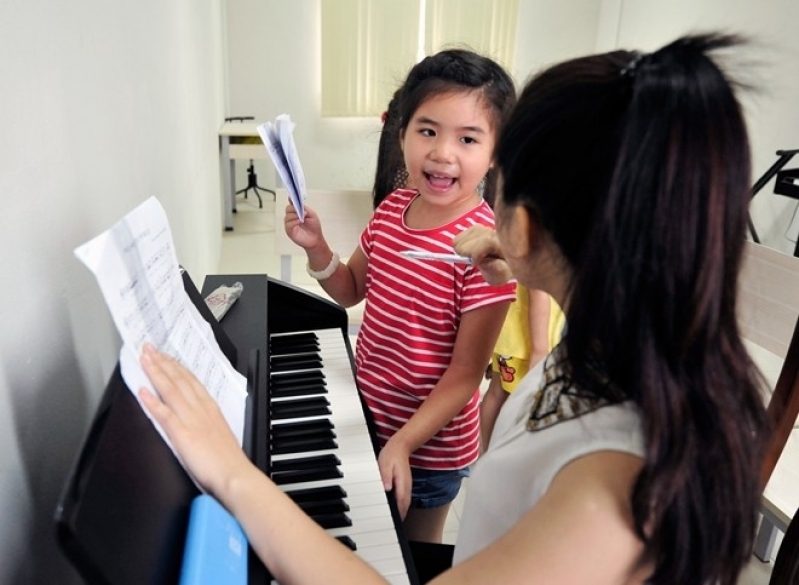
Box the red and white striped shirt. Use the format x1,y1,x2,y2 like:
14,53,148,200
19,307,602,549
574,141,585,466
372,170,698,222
356,189,516,470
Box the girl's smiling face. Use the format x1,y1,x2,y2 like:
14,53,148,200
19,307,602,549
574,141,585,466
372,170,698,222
400,90,496,212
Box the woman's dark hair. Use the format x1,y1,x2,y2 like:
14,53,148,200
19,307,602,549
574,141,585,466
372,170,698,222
372,49,516,208
496,34,769,585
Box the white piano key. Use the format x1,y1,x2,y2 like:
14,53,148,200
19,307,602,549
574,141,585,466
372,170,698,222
268,328,411,584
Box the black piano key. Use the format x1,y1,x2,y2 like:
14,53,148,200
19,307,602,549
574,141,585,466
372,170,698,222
272,372,327,388
271,419,335,439
336,536,357,551
270,381,328,397
271,370,326,385
312,512,353,530
270,355,324,371
272,466,343,485
271,437,338,455
284,485,348,503
271,396,331,419
270,332,319,348
270,454,341,472
296,498,350,515
271,425,336,442
271,340,321,355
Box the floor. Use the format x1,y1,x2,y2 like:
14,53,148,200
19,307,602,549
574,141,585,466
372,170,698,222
218,197,779,584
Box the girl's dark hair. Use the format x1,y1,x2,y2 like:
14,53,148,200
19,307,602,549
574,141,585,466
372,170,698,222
496,34,769,585
372,49,516,208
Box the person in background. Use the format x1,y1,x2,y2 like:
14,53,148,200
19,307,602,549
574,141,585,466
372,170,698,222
453,224,567,452
283,49,518,543
140,33,770,584
372,90,408,209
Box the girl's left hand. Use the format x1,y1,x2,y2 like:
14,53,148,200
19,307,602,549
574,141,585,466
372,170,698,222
377,439,413,519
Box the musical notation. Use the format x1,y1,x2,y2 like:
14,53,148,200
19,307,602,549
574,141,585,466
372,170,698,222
73,197,247,450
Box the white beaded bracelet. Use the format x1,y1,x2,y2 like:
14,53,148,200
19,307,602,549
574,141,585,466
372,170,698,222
306,252,340,281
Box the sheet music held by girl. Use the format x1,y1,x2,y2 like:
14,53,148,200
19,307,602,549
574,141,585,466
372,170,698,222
73,197,247,452
257,114,307,221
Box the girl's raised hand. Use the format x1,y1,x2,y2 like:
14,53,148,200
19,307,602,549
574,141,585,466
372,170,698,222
284,204,325,251
138,345,252,498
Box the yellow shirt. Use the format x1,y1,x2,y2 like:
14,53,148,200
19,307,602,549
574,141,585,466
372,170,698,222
491,286,566,392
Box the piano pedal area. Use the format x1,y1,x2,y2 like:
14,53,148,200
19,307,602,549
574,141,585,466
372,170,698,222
268,328,415,584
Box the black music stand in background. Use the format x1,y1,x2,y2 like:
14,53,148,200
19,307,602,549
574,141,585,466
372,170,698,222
748,148,799,258
225,116,276,210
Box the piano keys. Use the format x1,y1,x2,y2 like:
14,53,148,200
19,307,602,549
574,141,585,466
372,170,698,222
269,328,412,582
54,271,418,585
211,275,417,584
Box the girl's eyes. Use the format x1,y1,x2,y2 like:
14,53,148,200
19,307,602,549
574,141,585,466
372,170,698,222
416,128,479,144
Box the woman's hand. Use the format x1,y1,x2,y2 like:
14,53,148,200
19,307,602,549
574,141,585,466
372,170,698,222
377,438,413,519
453,225,514,285
284,204,325,251
138,345,252,498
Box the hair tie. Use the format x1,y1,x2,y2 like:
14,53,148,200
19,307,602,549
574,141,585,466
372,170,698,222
620,52,645,78
380,110,388,124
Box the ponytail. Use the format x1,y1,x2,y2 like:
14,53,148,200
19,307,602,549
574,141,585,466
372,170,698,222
497,33,769,585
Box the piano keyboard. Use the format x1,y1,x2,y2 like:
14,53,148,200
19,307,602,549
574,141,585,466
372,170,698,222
269,328,411,585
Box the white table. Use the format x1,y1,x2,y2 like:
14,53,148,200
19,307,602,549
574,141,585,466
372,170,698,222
218,122,269,231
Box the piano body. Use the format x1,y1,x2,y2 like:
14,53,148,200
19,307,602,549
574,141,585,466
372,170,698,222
54,272,419,584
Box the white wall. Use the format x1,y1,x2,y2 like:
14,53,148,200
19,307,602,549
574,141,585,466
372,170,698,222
0,1,227,582
225,0,384,192
600,0,799,255
227,0,798,254
224,0,607,194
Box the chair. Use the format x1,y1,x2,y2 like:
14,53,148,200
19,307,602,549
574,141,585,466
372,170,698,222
224,116,275,210
738,241,799,562
769,508,799,584
273,187,372,335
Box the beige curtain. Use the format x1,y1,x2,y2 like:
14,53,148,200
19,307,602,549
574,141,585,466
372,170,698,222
321,0,420,117
425,0,519,72
321,0,518,117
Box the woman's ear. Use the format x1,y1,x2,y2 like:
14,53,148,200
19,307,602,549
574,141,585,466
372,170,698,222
503,205,534,261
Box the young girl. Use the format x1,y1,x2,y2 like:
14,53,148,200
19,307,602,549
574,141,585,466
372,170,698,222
284,49,517,542
140,33,770,584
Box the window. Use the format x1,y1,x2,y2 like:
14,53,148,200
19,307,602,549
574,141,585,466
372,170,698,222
321,0,519,117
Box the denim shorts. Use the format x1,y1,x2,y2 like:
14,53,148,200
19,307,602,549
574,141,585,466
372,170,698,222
410,467,471,509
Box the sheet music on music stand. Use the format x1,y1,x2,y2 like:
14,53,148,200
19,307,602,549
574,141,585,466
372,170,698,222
257,114,307,221
73,197,248,455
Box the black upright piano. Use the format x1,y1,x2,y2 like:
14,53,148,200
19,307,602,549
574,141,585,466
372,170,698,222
54,272,419,584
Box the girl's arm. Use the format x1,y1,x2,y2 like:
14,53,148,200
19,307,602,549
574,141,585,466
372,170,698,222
138,346,387,585
284,203,369,307
314,247,369,308
379,302,510,514
479,372,509,452
528,289,552,366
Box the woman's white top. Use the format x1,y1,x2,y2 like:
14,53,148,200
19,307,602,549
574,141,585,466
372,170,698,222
453,353,645,563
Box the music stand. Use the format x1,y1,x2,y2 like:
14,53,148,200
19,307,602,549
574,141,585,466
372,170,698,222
748,148,799,258
225,116,276,209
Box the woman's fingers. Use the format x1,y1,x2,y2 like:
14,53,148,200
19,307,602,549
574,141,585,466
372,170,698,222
453,225,502,260
139,345,218,427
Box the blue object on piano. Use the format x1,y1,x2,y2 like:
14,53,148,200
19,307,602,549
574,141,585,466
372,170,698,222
179,495,248,585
